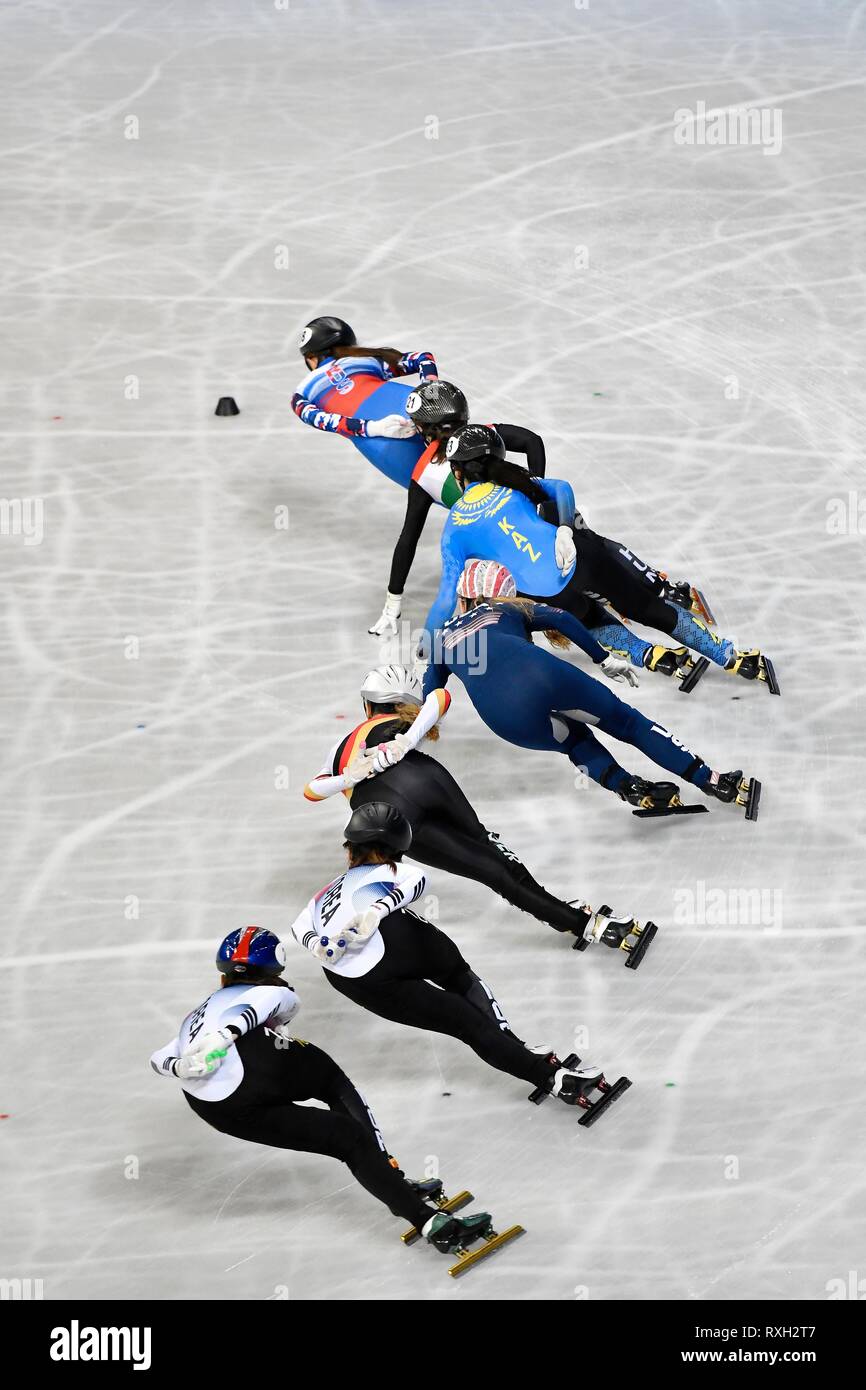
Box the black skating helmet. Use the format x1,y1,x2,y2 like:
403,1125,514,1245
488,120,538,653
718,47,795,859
344,801,413,854
298,316,355,358
404,381,469,440
445,423,506,484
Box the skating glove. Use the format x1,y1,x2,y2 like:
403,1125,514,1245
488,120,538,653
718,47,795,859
600,654,639,688
370,731,412,774
344,747,381,787
368,590,402,636
554,525,577,575
343,906,384,950
177,1028,235,1079
312,935,348,964
365,414,416,439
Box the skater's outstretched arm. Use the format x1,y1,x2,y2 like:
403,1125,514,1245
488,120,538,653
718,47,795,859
290,392,371,438
494,422,546,477
525,601,608,664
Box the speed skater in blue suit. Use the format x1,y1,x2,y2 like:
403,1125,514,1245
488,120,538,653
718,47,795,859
421,424,775,693
420,559,761,817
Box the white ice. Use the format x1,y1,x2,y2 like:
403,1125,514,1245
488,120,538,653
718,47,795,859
2,0,865,1303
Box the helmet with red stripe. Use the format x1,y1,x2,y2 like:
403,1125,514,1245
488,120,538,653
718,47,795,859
216,926,286,980
456,560,517,601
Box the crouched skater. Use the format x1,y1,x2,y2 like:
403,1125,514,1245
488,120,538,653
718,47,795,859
289,801,631,1123
149,926,498,1258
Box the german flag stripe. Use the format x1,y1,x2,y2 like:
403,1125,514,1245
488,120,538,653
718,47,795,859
335,716,396,776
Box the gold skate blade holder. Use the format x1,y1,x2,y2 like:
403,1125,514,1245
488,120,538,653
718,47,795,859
448,1224,525,1278
400,1189,473,1245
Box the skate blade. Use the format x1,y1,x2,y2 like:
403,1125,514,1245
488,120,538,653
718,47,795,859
691,588,716,626
760,657,781,695
623,921,658,970
632,803,708,818
528,1053,579,1104
677,656,709,693
400,1189,474,1245
577,1076,632,1128
448,1224,525,1278
737,777,761,823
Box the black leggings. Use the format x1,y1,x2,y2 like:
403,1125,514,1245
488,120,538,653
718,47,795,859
351,752,589,936
185,1039,431,1229
533,528,677,634
327,915,556,1090
388,481,434,594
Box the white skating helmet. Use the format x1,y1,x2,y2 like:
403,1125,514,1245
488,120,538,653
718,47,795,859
457,560,517,600
360,663,422,707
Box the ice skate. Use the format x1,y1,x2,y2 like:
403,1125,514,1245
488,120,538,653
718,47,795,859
724,647,780,695
703,769,762,821
423,1210,525,1277
643,642,691,677
661,576,716,626
580,904,659,969
617,774,707,818
528,1053,632,1125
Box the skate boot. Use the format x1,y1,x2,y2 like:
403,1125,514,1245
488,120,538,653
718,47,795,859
617,774,706,819
660,577,716,625
422,1210,526,1277
549,1063,634,1126
703,769,762,822
582,904,659,969
423,1211,493,1253
644,644,690,677
724,648,780,694
405,1176,445,1202
552,1064,604,1106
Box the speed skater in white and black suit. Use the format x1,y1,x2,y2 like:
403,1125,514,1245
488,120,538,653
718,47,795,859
289,801,628,1112
304,662,653,954
149,926,496,1256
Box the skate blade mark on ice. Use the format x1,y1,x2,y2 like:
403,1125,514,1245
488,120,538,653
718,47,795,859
527,1053,633,1126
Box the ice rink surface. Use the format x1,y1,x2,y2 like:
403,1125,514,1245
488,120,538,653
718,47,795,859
2,0,865,1302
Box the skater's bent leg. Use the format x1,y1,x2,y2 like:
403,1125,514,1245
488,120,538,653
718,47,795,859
669,607,735,667
413,819,588,934
595,697,711,785
328,973,554,1089
196,1098,432,1229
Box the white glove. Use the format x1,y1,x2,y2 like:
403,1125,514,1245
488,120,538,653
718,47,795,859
554,525,576,575
312,934,348,964
366,414,416,439
177,1028,234,1079
343,747,381,787
268,1019,299,1044
368,590,402,636
600,654,640,688
343,906,384,950
371,731,412,774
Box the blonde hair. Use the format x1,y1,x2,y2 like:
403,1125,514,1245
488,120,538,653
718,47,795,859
382,701,440,741
486,596,571,649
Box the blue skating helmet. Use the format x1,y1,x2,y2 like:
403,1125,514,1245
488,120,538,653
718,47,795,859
216,926,286,979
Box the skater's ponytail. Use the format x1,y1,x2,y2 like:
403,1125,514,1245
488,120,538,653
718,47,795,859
366,701,440,741
472,596,571,650
480,459,548,510
328,344,405,371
